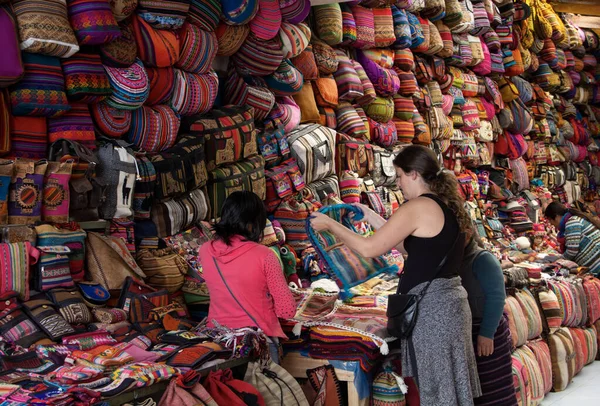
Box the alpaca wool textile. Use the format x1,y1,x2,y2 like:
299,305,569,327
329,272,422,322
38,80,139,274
48,103,96,150
100,22,138,67
250,0,281,41
280,0,310,24
131,15,180,68
221,0,257,25
9,116,47,159
137,0,190,30
12,0,79,58
9,53,70,118
104,59,150,110
279,22,311,59
61,52,112,103
176,23,218,74
128,105,180,152
189,0,220,31
66,0,121,45
232,33,284,77
215,23,249,56
90,102,132,137
146,67,175,105
0,6,24,88
170,69,218,116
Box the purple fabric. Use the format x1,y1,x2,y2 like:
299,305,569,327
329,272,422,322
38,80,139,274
356,50,399,97
0,7,23,87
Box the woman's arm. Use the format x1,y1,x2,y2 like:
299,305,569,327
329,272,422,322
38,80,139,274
473,252,506,339
310,199,421,258
264,252,297,319
352,203,406,254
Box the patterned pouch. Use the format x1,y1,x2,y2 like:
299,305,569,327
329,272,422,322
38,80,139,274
22,297,75,341
164,344,214,369
78,282,111,308
134,322,166,346
92,308,128,325
47,288,92,325
0,291,48,347
42,161,73,223
149,302,187,322
130,290,170,323
118,276,157,311
62,330,116,350
36,251,74,292
8,160,48,225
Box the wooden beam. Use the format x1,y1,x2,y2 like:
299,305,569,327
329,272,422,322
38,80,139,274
569,15,600,29
550,2,600,17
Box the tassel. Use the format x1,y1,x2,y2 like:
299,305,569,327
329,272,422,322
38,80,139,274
380,340,389,356
292,322,303,337
392,372,408,394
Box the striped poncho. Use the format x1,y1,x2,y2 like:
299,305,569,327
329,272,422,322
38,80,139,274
564,215,600,275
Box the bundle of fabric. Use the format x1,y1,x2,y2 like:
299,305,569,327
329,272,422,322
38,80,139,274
9,53,70,118
48,103,96,150
137,0,190,30
131,15,180,68
104,59,150,109
9,116,48,159
67,0,121,45
232,33,284,77
128,105,180,152
177,22,218,74
567,327,586,375
279,22,311,59
188,0,221,31
100,22,138,67
215,23,249,56
146,67,175,105
170,69,219,116
515,289,543,341
548,328,576,392
90,102,132,138
61,51,112,103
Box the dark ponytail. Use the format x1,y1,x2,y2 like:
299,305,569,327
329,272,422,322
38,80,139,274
394,145,473,235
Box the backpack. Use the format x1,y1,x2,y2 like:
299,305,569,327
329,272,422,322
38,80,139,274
48,139,105,222
264,158,305,213
96,141,137,220
306,175,341,203
335,132,374,178
287,124,336,185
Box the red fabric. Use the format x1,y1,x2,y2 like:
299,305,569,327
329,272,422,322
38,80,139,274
204,369,265,406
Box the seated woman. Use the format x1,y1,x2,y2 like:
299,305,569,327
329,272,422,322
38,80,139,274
545,201,600,275
199,191,296,363
310,145,481,406
460,237,517,406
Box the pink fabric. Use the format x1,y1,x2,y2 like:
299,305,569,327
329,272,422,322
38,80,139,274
199,237,296,338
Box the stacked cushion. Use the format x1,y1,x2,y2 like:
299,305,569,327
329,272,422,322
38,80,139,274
90,102,132,138
48,103,96,150
265,61,304,96
177,22,218,74
128,105,180,152
250,0,281,41
226,71,275,122
232,33,284,76
100,22,138,67
215,23,249,56
137,0,190,30
61,52,112,103
67,0,121,45
146,67,175,105
109,0,137,22
132,15,180,68
314,4,343,46
280,0,310,24
221,0,257,25
9,116,48,159
188,0,220,31
280,22,311,59
104,58,150,109
170,69,218,116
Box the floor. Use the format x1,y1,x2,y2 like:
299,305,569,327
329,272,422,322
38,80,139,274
541,360,600,405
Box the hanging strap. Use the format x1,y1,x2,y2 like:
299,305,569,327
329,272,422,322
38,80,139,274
213,258,260,328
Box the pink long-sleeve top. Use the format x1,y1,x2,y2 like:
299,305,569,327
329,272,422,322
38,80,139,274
199,236,297,338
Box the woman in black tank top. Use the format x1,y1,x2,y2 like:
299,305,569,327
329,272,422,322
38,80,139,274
310,145,481,405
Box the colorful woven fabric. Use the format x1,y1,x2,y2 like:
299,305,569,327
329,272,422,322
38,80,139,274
291,46,318,81
515,289,542,341
335,103,368,140
354,61,376,106
61,51,111,103
225,70,275,122
67,0,120,45
170,69,218,116
340,3,356,45
37,252,73,291
177,22,218,74
280,0,310,24
249,0,281,40
513,346,544,406
0,90,9,156
391,6,411,49
104,58,150,109
221,0,257,25
373,6,395,48
548,328,576,392
36,224,87,281
549,280,576,327
314,4,343,46
189,0,220,31
352,5,375,49
232,33,284,77
215,22,249,56
42,161,72,224
0,242,37,300
131,15,180,68
109,0,137,22
90,102,132,137
9,53,70,118
265,60,303,96
333,50,363,101
9,116,47,159
0,6,24,88
504,295,528,349
146,67,175,105
13,0,79,58
100,21,138,67
527,340,552,395
9,160,47,225
511,353,530,406
279,22,310,59
365,97,394,123
137,0,189,29
356,51,400,97
48,103,96,150
312,38,339,75
128,105,180,152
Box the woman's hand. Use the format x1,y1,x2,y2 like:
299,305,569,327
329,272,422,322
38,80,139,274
477,335,494,357
310,212,334,232
350,203,372,222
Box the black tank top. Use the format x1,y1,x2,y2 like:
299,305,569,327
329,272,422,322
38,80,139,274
398,194,465,294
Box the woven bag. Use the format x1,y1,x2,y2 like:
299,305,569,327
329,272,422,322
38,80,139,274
137,248,188,293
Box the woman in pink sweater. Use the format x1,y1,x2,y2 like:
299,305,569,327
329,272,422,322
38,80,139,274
199,191,296,363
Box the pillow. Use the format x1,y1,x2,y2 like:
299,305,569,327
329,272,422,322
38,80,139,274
10,116,48,159
369,119,397,148
100,22,138,67
225,71,275,122
232,33,284,76
128,105,180,152
407,11,424,49
13,0,79,58
110,0,138,22
435,20,453,58
131,15,180,68
280,22,311,59
48,103,96,149
411,16,430,53
373,6,395,48
393,95,415,121
292,82,320,124
90,102,132,138
351,5,375,49
265,60,304,96
395,69,418,96
177,22,218,74
353,61,376,106
250,0,281,40
312,38,339,75
137,0,190,30
391,6,411,49
146,67,175,105
274,96,301,133
357,51,400,97
341,3,357,45
362,49,395,69
314,4,343,46
62,51,112,103
0,6,24,88
280,0,310,24
425,20,444,55
394,117,415,143
291,45,318,81
221,0,258,25
365,97,394,123
394,49,414,71
336,102,368,140
188,0,221,31
215,23,249,57
333,50,363,101
104,59,150,110
9,53,70,118
67,0,121,45
170,69,219,116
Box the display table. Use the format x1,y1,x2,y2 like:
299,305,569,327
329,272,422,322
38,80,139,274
281,352,369,406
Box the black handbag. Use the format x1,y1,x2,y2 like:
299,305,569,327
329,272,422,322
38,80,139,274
387,233,459,338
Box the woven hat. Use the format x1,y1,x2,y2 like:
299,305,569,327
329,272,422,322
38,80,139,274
90,102,132,138
232,33,284,76
170,69,219,116
222,0,258,25
290,45,318,80
48,103,96,149
100,22,138,67
146,67,175,105
265,60,303,96
9,53,70,118
104,58,150,110
314,4,343,46
215,23,249,56
189,0,221,31
250,0,282,40
137,0,190,30
132,15,180,68
177,22,218,74
61,51,111,104
68,0,121,45
312,38,339,74
280,0,310,24
280,22,311,59
128,105,180,152
109,0,138,22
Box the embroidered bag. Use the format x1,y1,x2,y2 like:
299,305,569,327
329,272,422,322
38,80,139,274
274,190,322,254
8,160,47,225
136,248,188,293
22,296,75,341
287,124,336,185
96,142,136,220
151,188,210,237
36,251,74,292
108,218,136,255
335,132,374,178
47,288,93,325
35,224,86,281
0,291,48,347
264,158,305,212
42,161,72,224
257,124,290,168
0,242,38,300
371,147,397,187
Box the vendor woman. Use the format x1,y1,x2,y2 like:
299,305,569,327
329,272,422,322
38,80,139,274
310,145,481,406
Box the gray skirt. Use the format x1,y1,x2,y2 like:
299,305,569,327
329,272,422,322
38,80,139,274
401,277,482,406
